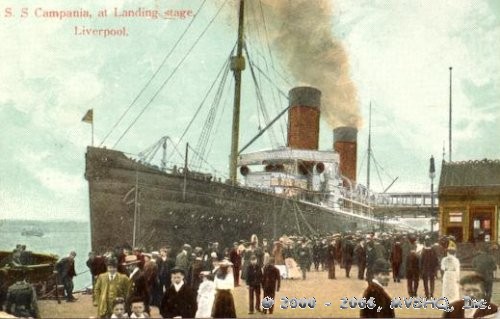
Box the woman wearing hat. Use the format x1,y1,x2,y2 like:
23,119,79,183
212,259,236,318
441,246,460,302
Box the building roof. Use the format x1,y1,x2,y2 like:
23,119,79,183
439,159,500,188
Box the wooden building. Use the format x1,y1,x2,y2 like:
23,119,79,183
439,159,500,243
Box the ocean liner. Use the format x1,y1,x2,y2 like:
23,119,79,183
85,0,397,253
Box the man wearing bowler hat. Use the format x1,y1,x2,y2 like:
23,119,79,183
93,258,130,319
360,258,395,318
160,267,197,318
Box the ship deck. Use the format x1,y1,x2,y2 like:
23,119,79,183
38,267,500,318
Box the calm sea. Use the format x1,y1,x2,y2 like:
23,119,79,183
0,219,91,290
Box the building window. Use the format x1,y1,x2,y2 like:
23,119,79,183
449,211,463,223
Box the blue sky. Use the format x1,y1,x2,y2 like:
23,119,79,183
1,0,499,220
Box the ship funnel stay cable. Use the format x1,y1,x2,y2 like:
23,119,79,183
99,0,209,147
112,0,230,149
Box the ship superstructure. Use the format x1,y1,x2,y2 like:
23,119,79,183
85,1,404,253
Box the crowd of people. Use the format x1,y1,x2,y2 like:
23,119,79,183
2,230,500,318
83,236,282,318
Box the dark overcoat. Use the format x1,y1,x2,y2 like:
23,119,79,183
246,264,263,288
360,282,395,318
406,251,420,279
262,264,280,293
420,247,439,276
160,282,197,319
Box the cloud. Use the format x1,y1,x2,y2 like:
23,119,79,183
18,149,85,195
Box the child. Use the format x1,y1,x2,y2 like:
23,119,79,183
129,296,149,318
111,297,128,318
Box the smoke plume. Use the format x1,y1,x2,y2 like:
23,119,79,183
265,0,360,128
223,0,361,128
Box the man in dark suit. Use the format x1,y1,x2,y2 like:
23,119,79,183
326,240,336,279
420,237,439,298
390,240,403,283
360,258,395,318
365,240,378,283
157,246,175,294
355,239,367,280
406,245,420,297
175,244,191,274
229,242,242,287
56,251,77,302
443,273,498,318
312,240,322,271
472,248,497,302
246,255,263,314
127,260,150,316
262,257,281,315
297,240,311,280
342,236,355,278
86,252,107,293
160,267,197,318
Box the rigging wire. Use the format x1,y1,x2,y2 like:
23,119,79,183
166,136,186,163
99,0,209,147
357,149,368,178
245,3,264,131
206,77,234,165
112,0,230,148
244,43,279,148
258,0,287,143
373,158,385,192
245,0,290,144
145,140,163,163
371,151,395,181
248,47,293,93
193,60,231,169
259,0,276,69
248,61,288,100
188,144,228,179
168,47,235,163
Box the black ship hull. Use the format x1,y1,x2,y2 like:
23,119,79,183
85,147,379,252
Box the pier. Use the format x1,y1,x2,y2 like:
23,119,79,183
373,192,437,219
38,266,500,318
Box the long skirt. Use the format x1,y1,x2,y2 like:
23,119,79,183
285,258,301,279
212,289,236,318
442,270,460,302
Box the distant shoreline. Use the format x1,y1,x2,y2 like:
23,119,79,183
1,219,88,223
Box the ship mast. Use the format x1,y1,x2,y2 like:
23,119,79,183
229,0,246,184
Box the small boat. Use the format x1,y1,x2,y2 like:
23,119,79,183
0,250,59,299
21,227,44,237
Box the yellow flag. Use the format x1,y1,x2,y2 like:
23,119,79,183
82,109,93,124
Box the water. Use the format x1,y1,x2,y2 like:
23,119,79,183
0,219,91,290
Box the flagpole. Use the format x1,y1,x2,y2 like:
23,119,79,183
449,66,452,162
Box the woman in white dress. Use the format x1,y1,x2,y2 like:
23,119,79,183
212,259,236,318
195,271,215,318
441,247,460,302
